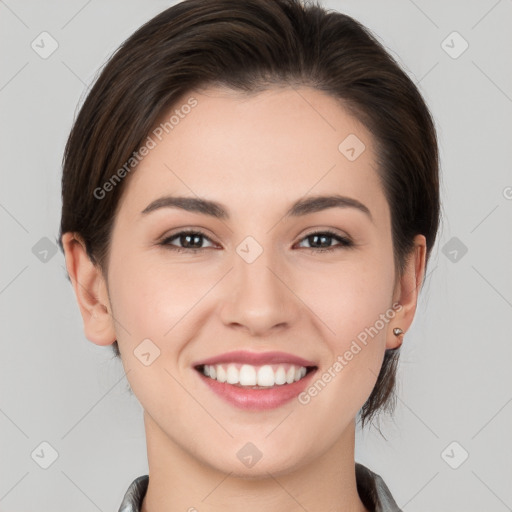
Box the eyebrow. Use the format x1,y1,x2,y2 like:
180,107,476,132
140,194,373,222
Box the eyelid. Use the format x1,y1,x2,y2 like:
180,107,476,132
159,226,351,243
295,228,354,250
299,227,351,241
159,226,217,242
159,228,218,248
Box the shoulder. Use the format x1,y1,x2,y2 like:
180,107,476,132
118,475,149,512
355,462,403,512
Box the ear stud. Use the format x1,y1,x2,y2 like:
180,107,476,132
393,327,404,336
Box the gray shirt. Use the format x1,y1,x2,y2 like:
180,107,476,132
118,462,402,512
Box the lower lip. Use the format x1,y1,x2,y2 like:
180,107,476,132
195,368,317,411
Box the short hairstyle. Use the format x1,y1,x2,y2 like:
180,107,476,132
58,0,440,430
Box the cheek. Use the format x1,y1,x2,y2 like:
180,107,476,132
108,250,217,344
305,257,395,339
300,271,394,407
303,253,396,396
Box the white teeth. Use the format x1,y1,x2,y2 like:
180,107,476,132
257,365,274,386
239,364,257,385
201,363,309,387
216,365,225,382
274,366,286,385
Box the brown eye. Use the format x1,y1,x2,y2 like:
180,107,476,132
160,229,353,254
296,230,353,253
160,230,215,252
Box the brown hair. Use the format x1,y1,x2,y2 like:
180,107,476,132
58,0,440,430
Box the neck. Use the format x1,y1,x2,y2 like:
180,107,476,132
140,412,368,512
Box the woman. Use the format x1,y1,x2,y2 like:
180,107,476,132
58,0,439,510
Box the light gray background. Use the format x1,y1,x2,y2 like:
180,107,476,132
1,0,511,510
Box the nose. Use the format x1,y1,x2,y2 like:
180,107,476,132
218,247,300,337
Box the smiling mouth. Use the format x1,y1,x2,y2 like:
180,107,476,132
194,363,317,389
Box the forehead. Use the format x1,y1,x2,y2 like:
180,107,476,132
116,85,386,221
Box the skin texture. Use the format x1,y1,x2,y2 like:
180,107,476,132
62,86,426,512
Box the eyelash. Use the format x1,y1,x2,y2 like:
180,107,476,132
159,229,354,254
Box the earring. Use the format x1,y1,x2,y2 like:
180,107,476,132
391,327,404,350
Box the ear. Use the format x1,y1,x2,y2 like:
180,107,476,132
387,234,427,350
61,232,117,346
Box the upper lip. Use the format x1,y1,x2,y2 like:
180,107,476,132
193,350,317,368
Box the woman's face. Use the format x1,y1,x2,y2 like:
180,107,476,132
83,86,422,476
